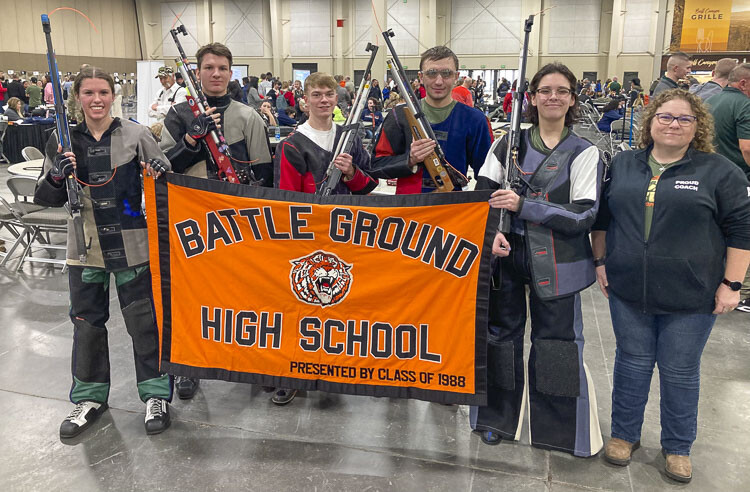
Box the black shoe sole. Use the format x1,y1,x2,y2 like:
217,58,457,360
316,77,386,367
146,415,171,435
604,441,640,466
60,403,109,439
272,389,298,406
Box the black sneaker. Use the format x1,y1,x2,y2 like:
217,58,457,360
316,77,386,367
144,398,171,435
271,388,298,405
481,430,502,445
175,376,199,399
60,401,108,439
736,299,750,313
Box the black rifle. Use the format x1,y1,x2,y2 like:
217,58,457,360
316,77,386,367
318,43,378,196
41,14,87,262
382,29,466,191
499,15,534,233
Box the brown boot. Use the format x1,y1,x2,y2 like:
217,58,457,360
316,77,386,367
663,450,692,483
603,438,640,466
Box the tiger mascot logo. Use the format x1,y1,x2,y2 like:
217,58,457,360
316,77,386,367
289,251,353,307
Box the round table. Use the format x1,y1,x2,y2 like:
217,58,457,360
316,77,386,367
7,159,44,177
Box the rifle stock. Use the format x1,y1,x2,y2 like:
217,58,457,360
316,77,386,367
402,109,453,192
382,30,463,192
41,14,88,263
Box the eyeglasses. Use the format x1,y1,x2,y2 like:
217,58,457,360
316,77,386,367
534,87,572,97
654,113,697,126
421,69,456,80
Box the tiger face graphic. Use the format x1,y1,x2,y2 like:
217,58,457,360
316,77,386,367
289,251,353,307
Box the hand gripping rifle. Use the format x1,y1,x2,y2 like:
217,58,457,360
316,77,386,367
169,25,252,185
41,14,87,263
318,43,378,196
499,15,534,233
382,29,466,192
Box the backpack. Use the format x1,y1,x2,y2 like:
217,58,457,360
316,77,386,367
276,92,288,111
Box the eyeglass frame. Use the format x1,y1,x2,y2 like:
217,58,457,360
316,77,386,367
533,87,574,97
420,69,457,80
654,112,697,126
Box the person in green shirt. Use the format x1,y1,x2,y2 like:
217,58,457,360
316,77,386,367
25,77,42,110
705,63,750,179
608,76,621,95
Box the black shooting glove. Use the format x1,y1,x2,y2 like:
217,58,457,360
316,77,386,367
147,158,168,175
189,113,217,140
50,153,75,182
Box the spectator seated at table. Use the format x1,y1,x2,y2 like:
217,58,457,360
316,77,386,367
597,99,625,132
3,97,24,121
277,107,297,127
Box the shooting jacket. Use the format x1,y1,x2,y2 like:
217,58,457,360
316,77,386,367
478,129,603,300
34,118,170,271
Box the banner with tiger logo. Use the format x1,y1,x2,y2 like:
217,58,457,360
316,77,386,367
145,173,498,405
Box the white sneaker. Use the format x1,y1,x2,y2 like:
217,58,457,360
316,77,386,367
144,397,171,435
736,299,750,313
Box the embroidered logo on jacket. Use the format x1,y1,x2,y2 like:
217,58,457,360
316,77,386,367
674,180,699,191
290,251,352,307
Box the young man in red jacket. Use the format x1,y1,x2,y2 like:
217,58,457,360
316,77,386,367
271,72,376,405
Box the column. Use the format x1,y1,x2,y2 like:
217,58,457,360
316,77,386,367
269,0,283,77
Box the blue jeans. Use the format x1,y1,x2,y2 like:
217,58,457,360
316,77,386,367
608,293,716,456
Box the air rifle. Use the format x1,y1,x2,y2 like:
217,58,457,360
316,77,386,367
41,14,87,263
169,25,253,184
382,29,466,192
499,15,534,233
318,43,378,196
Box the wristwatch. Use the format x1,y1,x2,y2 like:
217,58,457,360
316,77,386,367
593,257,606,267
721,278,742,291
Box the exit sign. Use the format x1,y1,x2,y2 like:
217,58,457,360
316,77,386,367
501,64,506,68
481,64,486,68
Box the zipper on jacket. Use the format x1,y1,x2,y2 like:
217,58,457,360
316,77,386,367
641,164,652,314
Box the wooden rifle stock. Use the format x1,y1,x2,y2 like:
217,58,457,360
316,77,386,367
402,109,453,193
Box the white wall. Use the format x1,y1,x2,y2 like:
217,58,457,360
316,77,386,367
5,0,677,84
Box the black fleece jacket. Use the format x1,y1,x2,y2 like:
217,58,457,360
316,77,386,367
593,146,750,314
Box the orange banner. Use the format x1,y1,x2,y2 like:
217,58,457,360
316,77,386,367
680,0,734,52
145,173,497,404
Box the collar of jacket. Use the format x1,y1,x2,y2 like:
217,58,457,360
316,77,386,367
73,117,122,138
633,143,696,166
206,93,231,109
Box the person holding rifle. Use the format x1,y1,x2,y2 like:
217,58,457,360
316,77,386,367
34,67,174,438
471,63,604,458
370,45,492,194
160,42,272,399
271,72,376,404
161,42,272,186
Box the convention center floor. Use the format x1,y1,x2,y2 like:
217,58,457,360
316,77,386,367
1,165,749,492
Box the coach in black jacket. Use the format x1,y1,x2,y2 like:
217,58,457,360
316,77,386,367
591,89,750,483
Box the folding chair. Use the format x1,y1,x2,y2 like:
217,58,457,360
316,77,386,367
2,176,68,271
6,176,45,216
21,146,44,161
0,195,68,271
